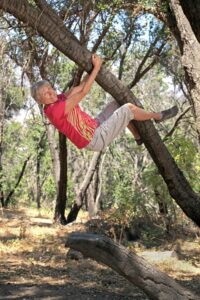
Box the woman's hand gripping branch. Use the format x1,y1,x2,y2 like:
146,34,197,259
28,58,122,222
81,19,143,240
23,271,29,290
64,54,102,115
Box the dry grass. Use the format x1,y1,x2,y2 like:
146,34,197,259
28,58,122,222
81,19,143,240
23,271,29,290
0,207,200,299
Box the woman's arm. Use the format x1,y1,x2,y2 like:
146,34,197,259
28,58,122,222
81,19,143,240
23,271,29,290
64,74,89,98
64,54,102,114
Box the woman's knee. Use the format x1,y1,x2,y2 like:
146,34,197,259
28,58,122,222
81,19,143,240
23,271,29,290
127,103,137,111
127,103,138,118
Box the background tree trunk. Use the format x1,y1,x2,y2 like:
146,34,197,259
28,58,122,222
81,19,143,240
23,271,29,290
35,132,46,209
167,0,200,142
66,151,102,223
0,89,5,207
45,124,60,190
5,156,31,207
54,133,67,224
87,151,106,218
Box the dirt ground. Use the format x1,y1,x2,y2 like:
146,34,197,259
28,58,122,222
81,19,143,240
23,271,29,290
0,208,200,300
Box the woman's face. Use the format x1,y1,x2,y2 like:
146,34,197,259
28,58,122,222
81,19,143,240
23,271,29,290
38,84,57,104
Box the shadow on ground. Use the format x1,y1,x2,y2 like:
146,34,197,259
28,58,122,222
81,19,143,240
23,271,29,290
0,283,146,300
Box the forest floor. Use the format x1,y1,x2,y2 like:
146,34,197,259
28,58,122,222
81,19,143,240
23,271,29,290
0,208,200,300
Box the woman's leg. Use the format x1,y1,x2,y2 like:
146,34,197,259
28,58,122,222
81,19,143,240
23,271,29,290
128,103,161,121
87,104,134,151
90,102,178,151
127,123,141,141
96,101,142,143
126,103,160,144
127,103,178,122
126,104,178,144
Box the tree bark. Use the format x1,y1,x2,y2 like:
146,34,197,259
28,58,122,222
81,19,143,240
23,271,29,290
88,151,106,217
65,232,198,300
36,155,41,209
1,0,200,226
0,89,5,207
35,131,46,209
54,132,67,224
5,156,31,207
45,123,67,222
167,0,200,142
45,123,60,189
179,0,200,43
66,151,102,223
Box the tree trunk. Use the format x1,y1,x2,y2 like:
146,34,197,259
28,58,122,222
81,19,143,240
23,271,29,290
45,123,60,190
54,132,67,224
1,0,200,226
88,170,99,217
44,101,67,224
66,151,102,223
179,1,200,43
0,89,5,207
35,132,46,209
88,151,106,217
167,0,200,142
36,156,41,209
66,232,198,300
5,156,31,207
87,169,99,218
36,172,41,209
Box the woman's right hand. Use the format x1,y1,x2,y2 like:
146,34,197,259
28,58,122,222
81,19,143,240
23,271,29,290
92,53,102,70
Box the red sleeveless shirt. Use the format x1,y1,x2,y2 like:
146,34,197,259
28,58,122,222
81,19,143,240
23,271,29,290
44,93,98,149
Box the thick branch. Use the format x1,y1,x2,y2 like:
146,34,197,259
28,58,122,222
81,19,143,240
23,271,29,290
66,233,198,300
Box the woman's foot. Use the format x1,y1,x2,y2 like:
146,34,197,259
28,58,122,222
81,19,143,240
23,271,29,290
155,105,178,123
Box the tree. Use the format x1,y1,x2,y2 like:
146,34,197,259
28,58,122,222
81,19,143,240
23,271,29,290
4,22,68,220
164,0,200,143
67,151,103,223
126,0,200,144
0,38,27,207
0,0,200,227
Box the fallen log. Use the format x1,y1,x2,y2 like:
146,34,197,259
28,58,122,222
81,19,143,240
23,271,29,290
65,233,198,300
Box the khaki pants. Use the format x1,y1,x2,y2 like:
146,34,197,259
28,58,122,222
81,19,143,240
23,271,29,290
86,101,134,151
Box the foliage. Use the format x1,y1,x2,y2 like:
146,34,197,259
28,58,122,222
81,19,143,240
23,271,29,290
0,1,199,232
141,132,200,221
2,121,27,205
167,133,200,193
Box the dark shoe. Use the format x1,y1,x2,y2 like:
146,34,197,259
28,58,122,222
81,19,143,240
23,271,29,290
155,105,178,123
135,138,143,146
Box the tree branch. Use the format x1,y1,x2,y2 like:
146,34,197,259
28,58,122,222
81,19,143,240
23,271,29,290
66,232,198,300
128,27,166,89
163,106,192,141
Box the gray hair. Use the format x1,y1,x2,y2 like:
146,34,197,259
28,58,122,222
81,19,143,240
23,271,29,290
30,80,50,102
